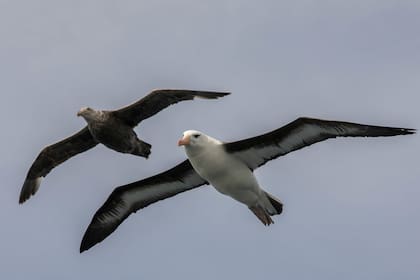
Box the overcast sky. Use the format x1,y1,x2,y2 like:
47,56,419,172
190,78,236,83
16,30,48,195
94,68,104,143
1,1,419,279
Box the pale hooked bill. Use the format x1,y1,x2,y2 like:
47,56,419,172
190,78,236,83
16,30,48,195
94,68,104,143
80,117,415,252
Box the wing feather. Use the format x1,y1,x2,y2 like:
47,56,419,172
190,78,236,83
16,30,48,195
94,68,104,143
224,117,415,170
19,127,98,203
112,89,230,127
80,160,207,252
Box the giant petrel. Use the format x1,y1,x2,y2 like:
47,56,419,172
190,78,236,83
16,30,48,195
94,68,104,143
19,89,230,203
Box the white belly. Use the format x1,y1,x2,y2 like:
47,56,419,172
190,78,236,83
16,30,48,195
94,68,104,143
187,145,262,206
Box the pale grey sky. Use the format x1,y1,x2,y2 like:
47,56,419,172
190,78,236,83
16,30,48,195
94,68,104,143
1,1,419,279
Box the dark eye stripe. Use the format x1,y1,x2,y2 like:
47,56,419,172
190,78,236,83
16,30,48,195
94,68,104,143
193,134,200,138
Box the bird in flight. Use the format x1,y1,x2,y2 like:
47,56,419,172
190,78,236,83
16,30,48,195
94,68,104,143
19,89,230,204
80,117,414,252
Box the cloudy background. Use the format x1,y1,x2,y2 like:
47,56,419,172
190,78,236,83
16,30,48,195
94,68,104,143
1,1,419,279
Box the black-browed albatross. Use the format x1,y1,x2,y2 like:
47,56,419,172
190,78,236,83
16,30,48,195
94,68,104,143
19,89,230,203
80,117,414,252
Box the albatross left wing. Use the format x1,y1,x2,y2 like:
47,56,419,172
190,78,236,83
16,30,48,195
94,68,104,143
112,89,230,127
80,159,207,253
224,117,415,170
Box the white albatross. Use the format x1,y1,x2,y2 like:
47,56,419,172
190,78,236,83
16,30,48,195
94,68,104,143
80,117,415,252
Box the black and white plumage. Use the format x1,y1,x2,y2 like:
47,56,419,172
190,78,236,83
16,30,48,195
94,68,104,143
80,160,207,252
19,89,229,204
80,117,414,252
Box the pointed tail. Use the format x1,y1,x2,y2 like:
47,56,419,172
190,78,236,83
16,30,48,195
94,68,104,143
249,191,283,226
264,191,283,215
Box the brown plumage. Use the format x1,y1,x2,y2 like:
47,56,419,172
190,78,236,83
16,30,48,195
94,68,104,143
19,89,230,203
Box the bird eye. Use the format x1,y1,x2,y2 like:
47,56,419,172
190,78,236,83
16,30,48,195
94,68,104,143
193,134,200,138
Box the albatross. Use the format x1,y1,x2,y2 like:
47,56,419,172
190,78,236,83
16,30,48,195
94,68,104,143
19,89,230,203
80,117,414,252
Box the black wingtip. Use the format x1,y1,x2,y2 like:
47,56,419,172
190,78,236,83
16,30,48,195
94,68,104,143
80,247,88,254
212,91,231,97
79,245,89,254
18,194,26,204
79,192,131,253
80,231,96,253
194,90,231,99
401,128,416,135
383,127,416,136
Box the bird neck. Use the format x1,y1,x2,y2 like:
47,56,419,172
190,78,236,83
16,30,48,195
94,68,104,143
82,110,104,124
185,138,221,158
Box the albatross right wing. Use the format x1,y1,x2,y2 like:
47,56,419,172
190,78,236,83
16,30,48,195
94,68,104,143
224,117,415,170
19,126,98,203
80,159,207,253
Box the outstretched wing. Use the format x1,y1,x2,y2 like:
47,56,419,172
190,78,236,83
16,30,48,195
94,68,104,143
80,160,207,253
19,127,98,203
112,89,230,127
224,117,415,170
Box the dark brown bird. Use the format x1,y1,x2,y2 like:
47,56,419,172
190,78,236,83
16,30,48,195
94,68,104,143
19,89,230,204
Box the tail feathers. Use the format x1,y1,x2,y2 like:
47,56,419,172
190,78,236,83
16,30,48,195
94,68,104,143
264,191,283,215
249,205,274,226
249,192,283,226
133,140,152,159
19,177,42,204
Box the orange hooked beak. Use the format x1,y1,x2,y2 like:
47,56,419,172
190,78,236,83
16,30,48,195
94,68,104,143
177,135,190,146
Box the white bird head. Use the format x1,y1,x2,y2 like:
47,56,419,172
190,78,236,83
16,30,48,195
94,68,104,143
178,130,221,150
178,130,204,146
77,107,98,121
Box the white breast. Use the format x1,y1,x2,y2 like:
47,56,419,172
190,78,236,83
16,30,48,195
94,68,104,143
186,142,262,206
